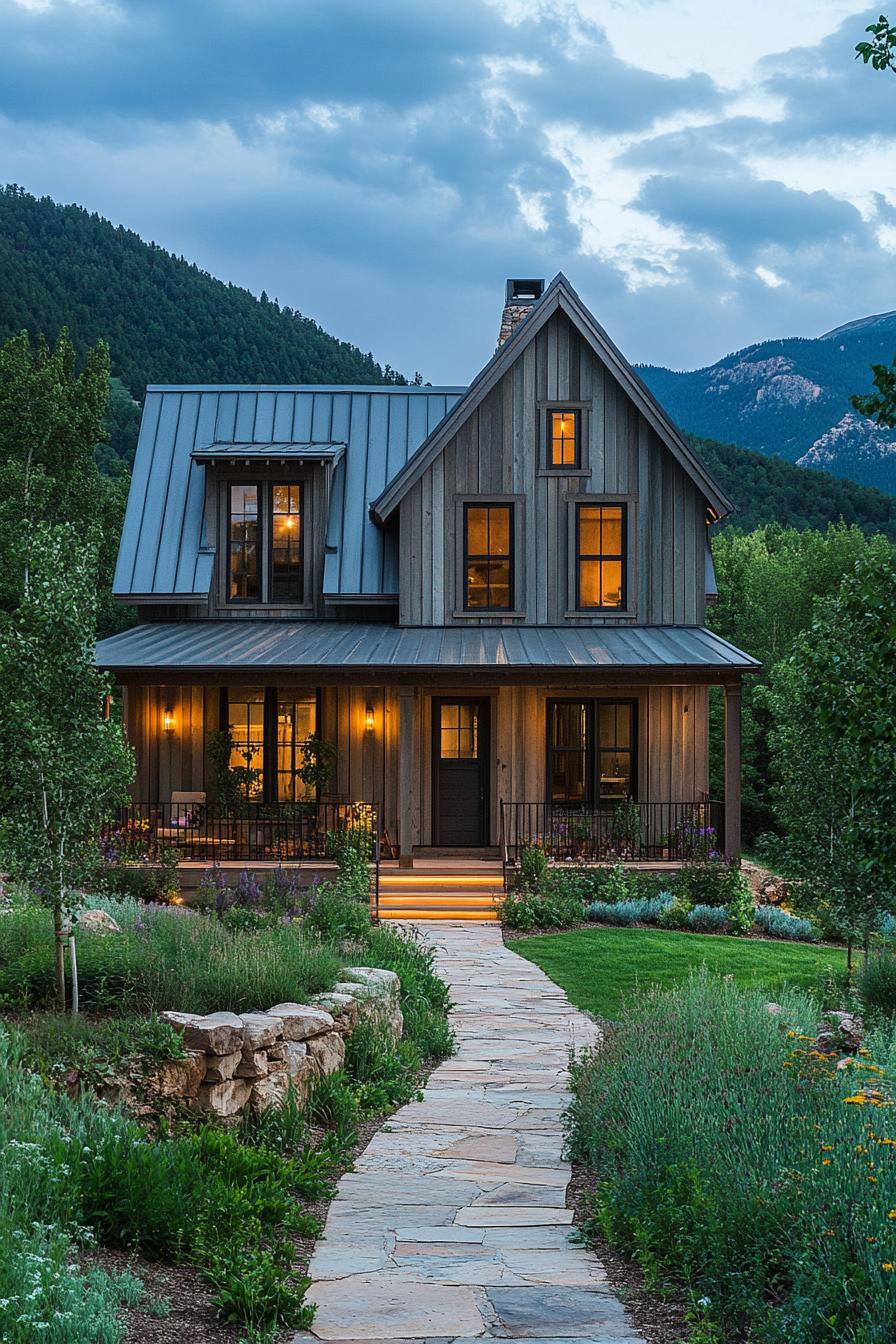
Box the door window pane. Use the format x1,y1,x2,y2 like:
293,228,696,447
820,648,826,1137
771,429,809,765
271,484,303,602
277,694,317,801
464,504,514,610
229,484,260,601
576,503,626,609
228,687,265,797
440,703,478,759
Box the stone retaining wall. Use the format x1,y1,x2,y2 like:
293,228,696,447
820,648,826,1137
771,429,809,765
151,966,403,1119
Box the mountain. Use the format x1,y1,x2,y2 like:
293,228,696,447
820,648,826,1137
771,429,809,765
638,314,896,494
0,185,404,468
690,434,896,541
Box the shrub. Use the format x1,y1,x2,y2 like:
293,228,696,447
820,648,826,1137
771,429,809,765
502,884,583,931
657,895,693,930
344,1020,422,1115
675,859,754,932
858,953,896,1017
519,842,548,889
585,894,672,927
686,903,730,932
566,975,896,1342
754,905,819,942
352,924,455,1063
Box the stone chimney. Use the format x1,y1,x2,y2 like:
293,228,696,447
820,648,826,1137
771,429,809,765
498,278,545,346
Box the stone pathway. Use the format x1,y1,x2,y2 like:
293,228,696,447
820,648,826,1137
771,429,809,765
294,921,644,1343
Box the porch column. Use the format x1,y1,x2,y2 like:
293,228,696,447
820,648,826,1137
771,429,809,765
397,686,416,868
723,681,742,860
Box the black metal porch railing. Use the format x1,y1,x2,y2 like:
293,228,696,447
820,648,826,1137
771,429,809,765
500,800,725,872
104,801,380,869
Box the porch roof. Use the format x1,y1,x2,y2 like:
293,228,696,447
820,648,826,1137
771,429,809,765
96,621,760,676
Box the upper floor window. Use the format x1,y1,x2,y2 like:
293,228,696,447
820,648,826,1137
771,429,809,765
271,484,303,601
227,481,304,604
548,409,580,468
464,503,513,610
229,484,260,601
576,502,626,609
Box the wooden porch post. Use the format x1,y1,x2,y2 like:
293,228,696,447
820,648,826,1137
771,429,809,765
724,681,742,860
398,687,416,868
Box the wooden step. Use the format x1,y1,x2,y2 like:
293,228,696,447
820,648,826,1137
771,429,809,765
378,908,499,922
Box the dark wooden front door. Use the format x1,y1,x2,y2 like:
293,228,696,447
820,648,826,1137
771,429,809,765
432,699,490,847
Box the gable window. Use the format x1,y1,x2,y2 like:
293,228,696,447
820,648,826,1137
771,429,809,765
548,699,636,804
464,503,513,610
270,484,303,601
229,484,260,601
576,503,626,609
548,409,580,467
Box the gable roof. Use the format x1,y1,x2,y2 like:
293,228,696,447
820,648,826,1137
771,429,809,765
371,273,735,525
113,385,464,601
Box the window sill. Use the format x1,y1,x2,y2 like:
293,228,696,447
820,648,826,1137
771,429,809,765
537,467,592,478
452,609,527,620
564,609,637,620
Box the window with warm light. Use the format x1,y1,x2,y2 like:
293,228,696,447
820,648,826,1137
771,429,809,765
270,483,303,601
227,687,265,797
228,483,260,601
277,693,317,801
548,699,636,803
548,409,580,467
576,503,626,609
464,503,513,610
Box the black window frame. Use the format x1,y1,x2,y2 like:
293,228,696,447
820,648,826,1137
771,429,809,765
462,501,515,612
546,407,581,469
219,686,321,804
268,481,305,604
575,501,627,611
546,697,638,805
227,481,262,604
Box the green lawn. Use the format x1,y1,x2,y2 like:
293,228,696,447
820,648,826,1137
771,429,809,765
507,926,847,1019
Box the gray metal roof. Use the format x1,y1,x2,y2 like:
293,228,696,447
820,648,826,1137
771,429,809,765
191,441,346,462
113,385,465,601
96,621,760,674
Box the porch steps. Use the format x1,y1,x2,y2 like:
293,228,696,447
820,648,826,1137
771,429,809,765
375,865,505,922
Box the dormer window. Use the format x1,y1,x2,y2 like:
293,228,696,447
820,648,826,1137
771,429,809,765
548,409,580,468
227,480,305,604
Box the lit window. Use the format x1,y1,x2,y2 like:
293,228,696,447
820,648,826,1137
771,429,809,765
576,503,625,609
439,702,478,759
229,484,260,601
277,694,317,801
548,409,580,467
464,504,513,610
228,687,265,797
271,484,303,601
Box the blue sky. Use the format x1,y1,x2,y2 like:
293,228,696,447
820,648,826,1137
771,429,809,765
1,0,894,382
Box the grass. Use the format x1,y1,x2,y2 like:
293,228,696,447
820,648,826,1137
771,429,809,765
507,925,847,1018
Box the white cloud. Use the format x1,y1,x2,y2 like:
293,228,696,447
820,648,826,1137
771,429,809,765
755,264,785,287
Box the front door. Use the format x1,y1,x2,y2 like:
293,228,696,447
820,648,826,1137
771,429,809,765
432,698,490,846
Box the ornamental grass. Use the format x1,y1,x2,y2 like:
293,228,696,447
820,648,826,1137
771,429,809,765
566,973,896,1342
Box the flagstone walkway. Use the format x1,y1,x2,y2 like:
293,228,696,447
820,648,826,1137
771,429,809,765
295,921,644,1343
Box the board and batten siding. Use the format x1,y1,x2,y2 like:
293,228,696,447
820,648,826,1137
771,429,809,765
398,310,707,628
125,680,708,851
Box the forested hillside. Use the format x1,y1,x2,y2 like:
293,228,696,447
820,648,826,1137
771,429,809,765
0,186,404,446
693,434,896,540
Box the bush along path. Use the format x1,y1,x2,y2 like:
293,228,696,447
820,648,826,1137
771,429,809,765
294,921,644,1344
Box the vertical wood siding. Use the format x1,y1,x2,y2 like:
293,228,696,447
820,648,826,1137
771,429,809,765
124,679,709,850
399,310,708,627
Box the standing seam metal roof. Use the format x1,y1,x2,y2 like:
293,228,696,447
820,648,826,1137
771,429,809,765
112,386,465,600
95,621,761,672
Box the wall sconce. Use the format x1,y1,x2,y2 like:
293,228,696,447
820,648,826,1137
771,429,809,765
163,707,175,737
364,703,375,735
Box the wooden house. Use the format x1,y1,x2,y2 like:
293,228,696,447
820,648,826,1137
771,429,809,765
96,275,758,908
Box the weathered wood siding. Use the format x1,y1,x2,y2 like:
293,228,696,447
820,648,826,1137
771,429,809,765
125,680,708,851
398,310,707,627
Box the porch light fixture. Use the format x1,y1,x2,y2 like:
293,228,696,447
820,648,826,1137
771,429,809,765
365,703,375,735
162,707,175,736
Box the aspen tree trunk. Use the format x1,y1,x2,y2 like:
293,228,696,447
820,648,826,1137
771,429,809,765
53,901,66,1012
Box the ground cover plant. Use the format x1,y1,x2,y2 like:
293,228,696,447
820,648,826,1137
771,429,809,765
566,974,896,1342
508,925,847,1020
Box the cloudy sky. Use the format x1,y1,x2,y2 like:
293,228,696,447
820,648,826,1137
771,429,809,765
1,0,894,382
